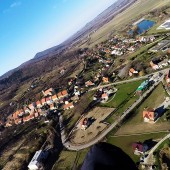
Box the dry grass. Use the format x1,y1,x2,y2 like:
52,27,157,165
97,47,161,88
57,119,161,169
126,83,166,125
115,83,168,135
70,107,114,144
68,62,84,78
115,122,170,136
52,149,89,170
107,132,168,162
81,0,170,48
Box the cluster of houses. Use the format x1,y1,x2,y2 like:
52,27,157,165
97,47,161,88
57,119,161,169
85,76,109,88
166,70,170,86
99,35,156,58
2,33,168,129
83,34,157,72
93,87,116,103
5,87,78,127
150,58,170,70
83,35,159,82
150,40,170,53
149,40,170,70
79,34,162,87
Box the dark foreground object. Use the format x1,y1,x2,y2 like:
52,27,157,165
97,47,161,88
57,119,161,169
81,142,138,170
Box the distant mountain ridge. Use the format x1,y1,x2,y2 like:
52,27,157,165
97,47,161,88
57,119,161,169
0,0,136,80
34,0,136,59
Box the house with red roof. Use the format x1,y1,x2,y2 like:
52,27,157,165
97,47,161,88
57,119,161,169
36,100,42,108
12,110,20,120
24,106,30,113
61,90,68,97
23,113,35,123
14,118,22,125
166,70,170,86
101,93,109,102
57,90,68,99
63,102,74,110
23,115,30,122
132,142,148,155
85,81,95,87
5,114,13,126
129,68,138,77
41,98,46,106
143,108,158,123
102,77,109,83
50,103,57,110
52,94,58,102
57,92,62,99
5,122,12,127
18,109,24,117
29,114,35,120
42,88,54,96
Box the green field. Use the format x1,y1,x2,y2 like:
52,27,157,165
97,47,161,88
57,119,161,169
63,91,95,133
84,0,170,48
107,132,168,162
125,83,167,125
128,37,164,61
147,23,170,35
101,80,143,108
154,138,170,170
52,149,89,170
100,80,143,123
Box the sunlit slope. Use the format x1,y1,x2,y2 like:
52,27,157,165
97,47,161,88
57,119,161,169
87,0,170,47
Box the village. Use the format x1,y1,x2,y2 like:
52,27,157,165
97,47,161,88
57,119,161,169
3,32,170,128
1,4,170,169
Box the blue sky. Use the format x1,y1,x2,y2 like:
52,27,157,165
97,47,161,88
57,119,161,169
0,0,116,76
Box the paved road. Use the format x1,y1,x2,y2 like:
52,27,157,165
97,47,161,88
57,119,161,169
162,79,170,96
148,133,170,156
143,133,170,166
110,130,169,137
89,68,169,91
115,99,170,135
59,73,166,151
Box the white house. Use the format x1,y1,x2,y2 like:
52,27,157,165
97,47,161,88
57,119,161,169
111,50,123,56
101,93,109,102
46,97,53,105
28,150,47,170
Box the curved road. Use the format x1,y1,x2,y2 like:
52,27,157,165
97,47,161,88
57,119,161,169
59,70,169,151
143,133,170,166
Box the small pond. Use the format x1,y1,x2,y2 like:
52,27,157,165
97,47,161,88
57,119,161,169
129,19,155,35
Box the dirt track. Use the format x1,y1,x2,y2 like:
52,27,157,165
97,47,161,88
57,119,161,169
70,107,114,144
115,122,170,135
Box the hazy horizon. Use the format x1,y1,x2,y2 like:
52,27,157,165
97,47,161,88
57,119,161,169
0,0,117,76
